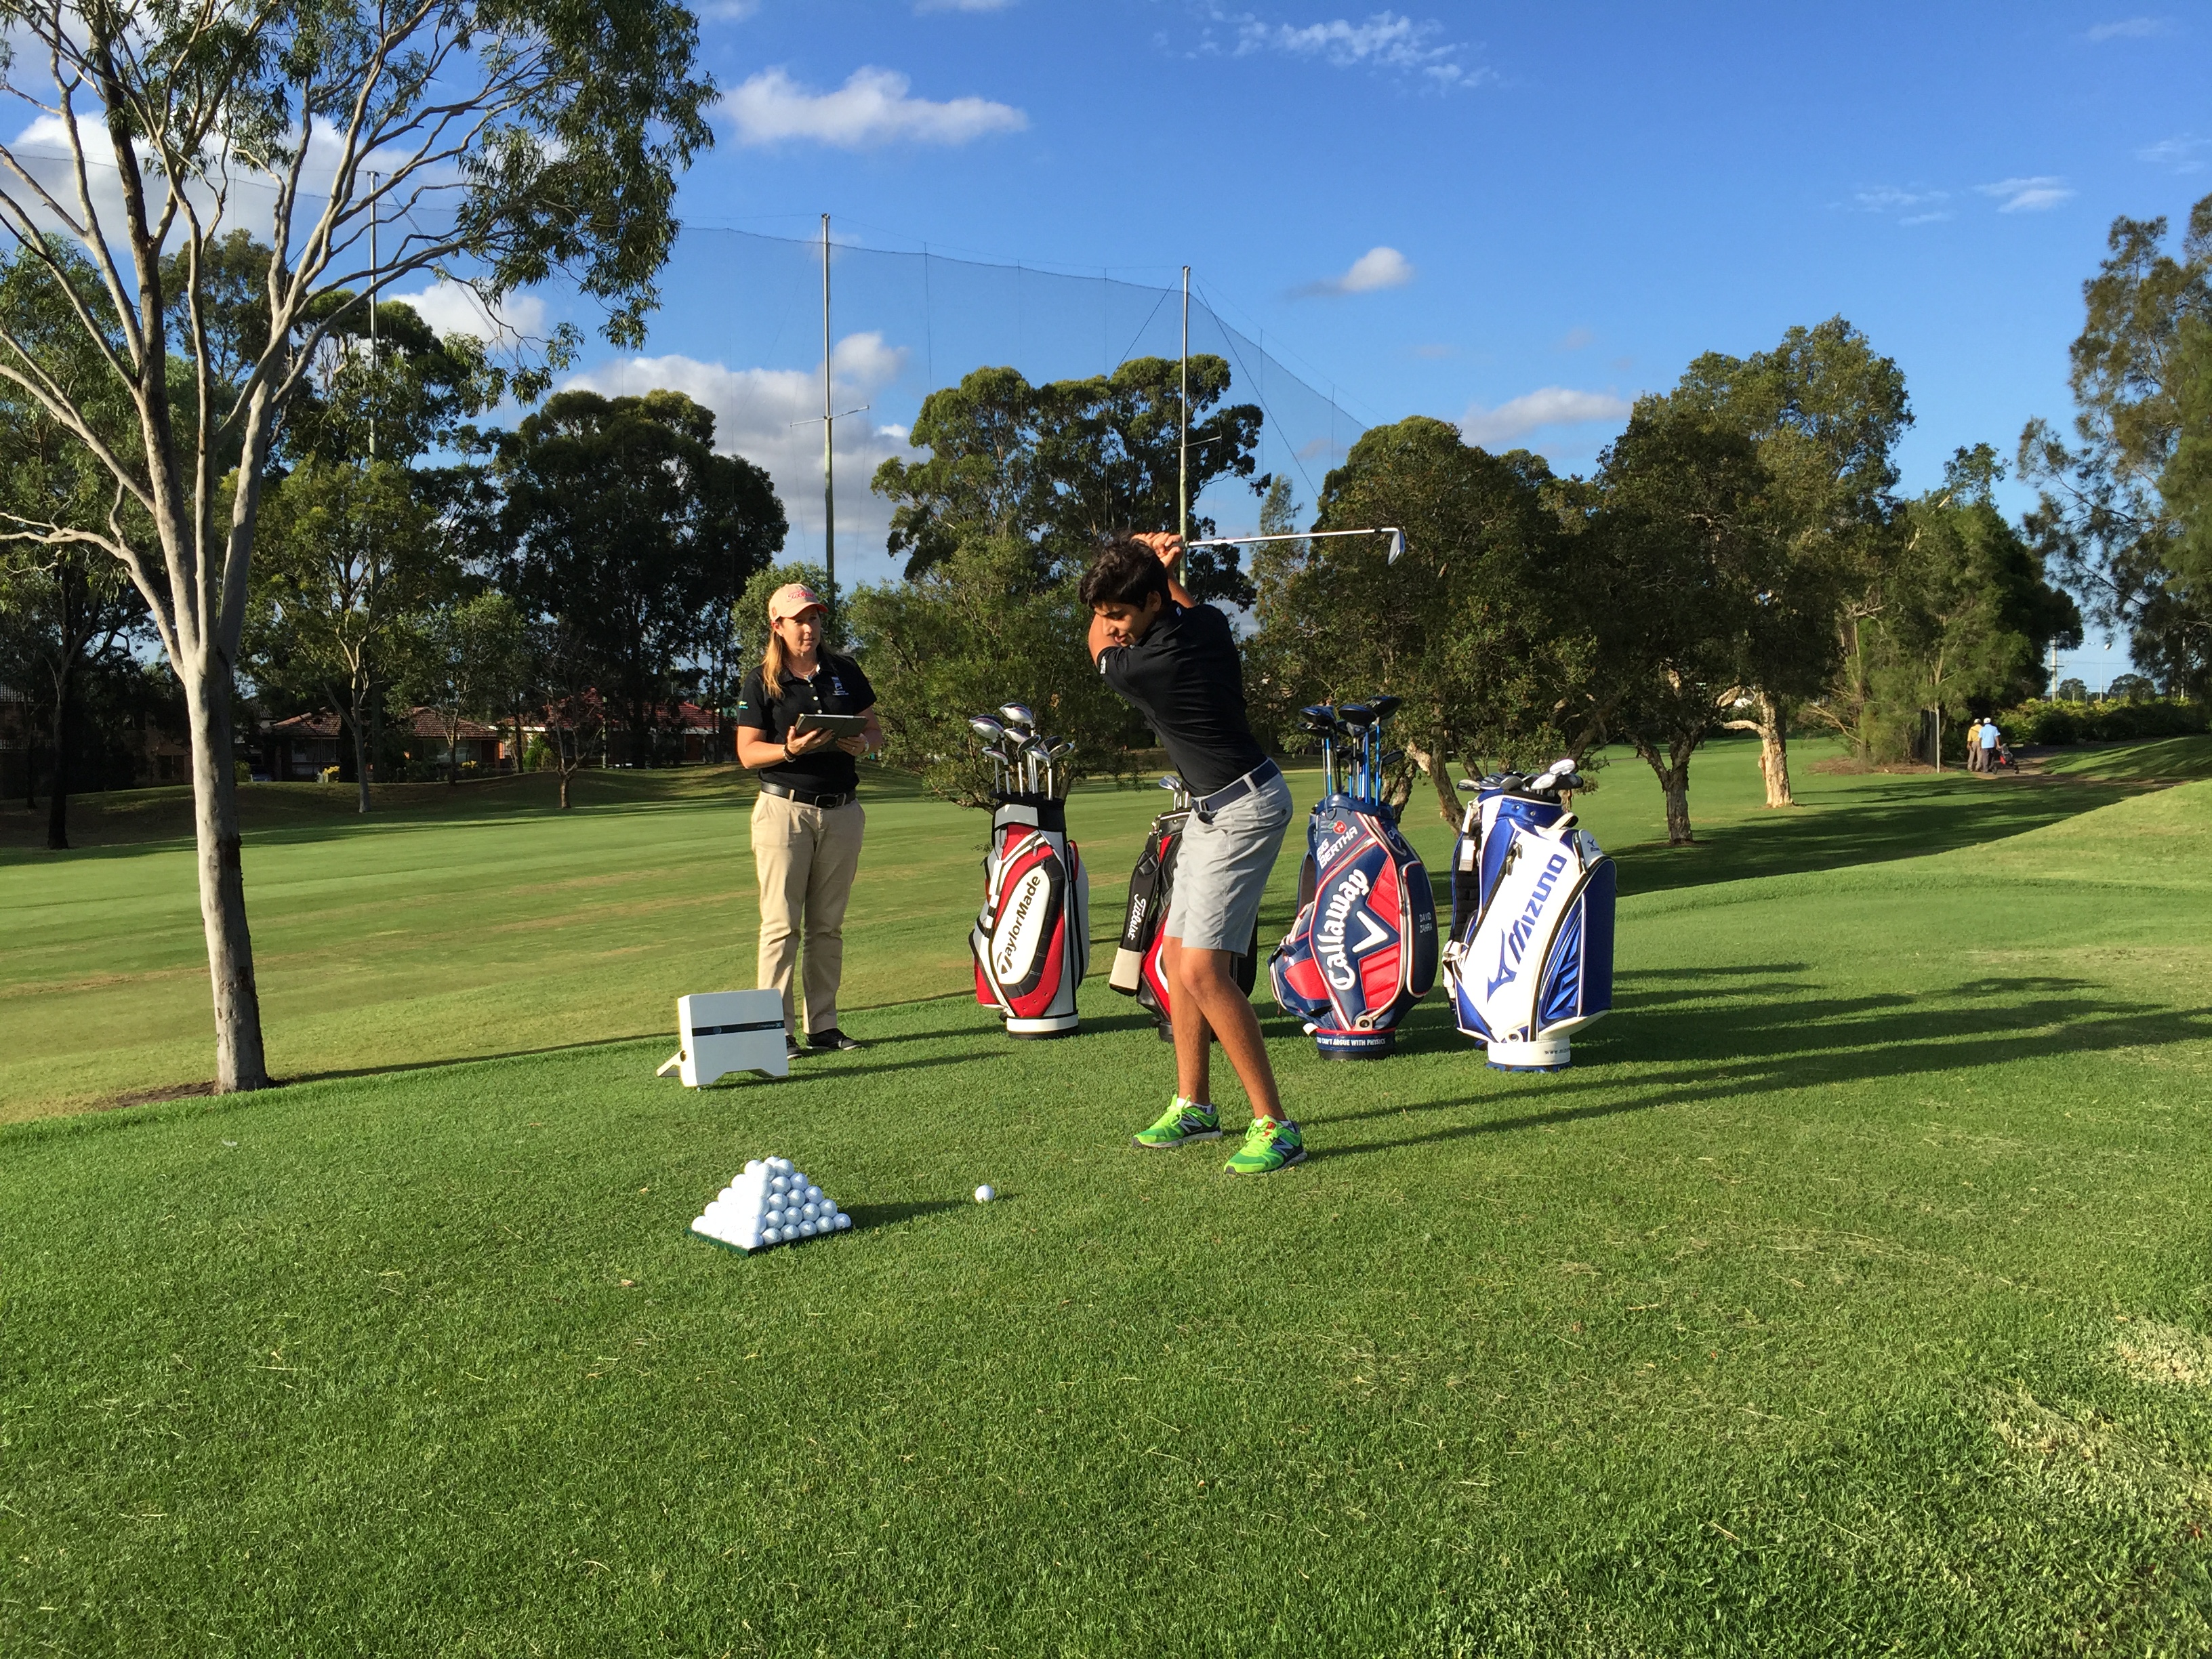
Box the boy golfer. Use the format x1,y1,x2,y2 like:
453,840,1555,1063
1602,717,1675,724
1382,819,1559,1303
1083,532,1305,1174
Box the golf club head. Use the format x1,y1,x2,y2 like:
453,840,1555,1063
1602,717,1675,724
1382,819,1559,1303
998,702,1036,733
1298,704,1336,725
1456,778,1481,792
1369,695,1401,721
1380,750,1404,769
1050,739,1076,759
1386,529,1406,563
968,716,1005,743
1336,703,1374,728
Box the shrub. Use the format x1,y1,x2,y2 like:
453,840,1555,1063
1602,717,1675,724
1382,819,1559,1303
2000,698,2209,745
234,760,252,785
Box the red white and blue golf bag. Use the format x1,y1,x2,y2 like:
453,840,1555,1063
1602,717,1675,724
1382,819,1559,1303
1441,762,1616,1071
1109,778,1257,1042
1268,701,1438,1057
972,794,1090,1038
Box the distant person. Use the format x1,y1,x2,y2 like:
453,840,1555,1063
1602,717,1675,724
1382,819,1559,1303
1965,717,1985,771
1083,531,1304,1175
735,584,883,1055
1980,718,2001,773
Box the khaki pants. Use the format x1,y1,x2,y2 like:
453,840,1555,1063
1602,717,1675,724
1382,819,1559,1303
751,792,866,1037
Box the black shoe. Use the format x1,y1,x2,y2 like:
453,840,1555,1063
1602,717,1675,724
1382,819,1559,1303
785,1035,804,1059
808,1028,861,1052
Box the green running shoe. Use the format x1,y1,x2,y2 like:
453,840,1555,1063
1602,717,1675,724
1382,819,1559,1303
1225,1116,1306,1175
1132,1098,1221,1150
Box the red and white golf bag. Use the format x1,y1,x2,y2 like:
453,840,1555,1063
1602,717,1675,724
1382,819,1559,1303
1108,794,1258,1042
1268,794,1438,1058
972,796,1090,1038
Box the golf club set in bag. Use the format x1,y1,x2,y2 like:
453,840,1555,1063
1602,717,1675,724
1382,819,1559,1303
1441,758,1616,1070
968,693,1616,1069
1107,773,1258,1041
1267,697,1440,1058
967,704,1091,1038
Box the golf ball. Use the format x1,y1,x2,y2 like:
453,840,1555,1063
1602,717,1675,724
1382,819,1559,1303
770,1174,789,1193
799,1220,817,1237
770,1158,791,1174
762,1226,781,1244
805,1185,823,1204
834,1212,853,1231
744,1160,764,1175
975,1185,996,1204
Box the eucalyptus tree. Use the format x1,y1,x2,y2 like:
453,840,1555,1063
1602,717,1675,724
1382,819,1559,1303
0,0,716,1090
1246,415,1591,827
2020,193,2212,697
1668,318,1910,804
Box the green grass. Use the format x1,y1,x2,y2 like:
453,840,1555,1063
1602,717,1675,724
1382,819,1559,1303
3,738,2210,1654
0,735,2181,1120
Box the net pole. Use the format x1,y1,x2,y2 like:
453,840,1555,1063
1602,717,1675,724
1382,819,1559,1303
1177,265,1189,550
821,212,836,624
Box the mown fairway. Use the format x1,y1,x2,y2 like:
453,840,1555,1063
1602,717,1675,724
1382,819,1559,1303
3,741,2210,1654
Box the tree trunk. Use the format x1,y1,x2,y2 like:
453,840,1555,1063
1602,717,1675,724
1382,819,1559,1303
184,658,271,1092
45,661,73,851
352,699,372,813
1639,741,1696,846
1723,693,1795,807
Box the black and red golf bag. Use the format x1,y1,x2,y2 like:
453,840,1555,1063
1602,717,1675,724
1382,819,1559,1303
1108,778,1258,1041
972,794,1090,1038
1267,699,1437,1058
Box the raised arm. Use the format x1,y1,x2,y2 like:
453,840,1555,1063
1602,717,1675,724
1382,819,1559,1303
1132,531,1195,608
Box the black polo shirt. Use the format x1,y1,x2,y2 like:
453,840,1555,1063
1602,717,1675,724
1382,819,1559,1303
735,653,876,794
1097,601,1268,796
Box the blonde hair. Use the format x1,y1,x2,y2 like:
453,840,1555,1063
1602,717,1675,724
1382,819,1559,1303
762,623,791,698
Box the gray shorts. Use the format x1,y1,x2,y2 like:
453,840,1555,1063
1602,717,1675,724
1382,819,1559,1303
1165,771,1295,952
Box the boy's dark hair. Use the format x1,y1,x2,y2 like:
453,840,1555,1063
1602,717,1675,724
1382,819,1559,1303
1079,534,1172,611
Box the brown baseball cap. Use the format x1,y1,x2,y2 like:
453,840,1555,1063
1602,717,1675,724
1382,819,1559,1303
768,583,827,622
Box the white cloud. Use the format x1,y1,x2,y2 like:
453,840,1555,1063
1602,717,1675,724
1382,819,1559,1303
698,0,758,16
2087,16,2169,41
1978,176,2074,212
724,66,1027,148
2138,134,2209,172
563,334,912,554
1235,10,1486,87
389,280,548,345
1458,387,1631,449
1557,326,1594,351
1847,184,1949,216
1293,245,1414,297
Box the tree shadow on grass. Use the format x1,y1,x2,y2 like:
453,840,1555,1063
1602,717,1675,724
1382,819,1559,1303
1316,970,2212,1161
1610,774,2158,897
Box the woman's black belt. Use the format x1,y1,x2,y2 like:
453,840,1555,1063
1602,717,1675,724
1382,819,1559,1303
760,777,858,809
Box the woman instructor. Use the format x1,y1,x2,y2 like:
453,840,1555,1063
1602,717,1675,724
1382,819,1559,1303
735,584,882,1055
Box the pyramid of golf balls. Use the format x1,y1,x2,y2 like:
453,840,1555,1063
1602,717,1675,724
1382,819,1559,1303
691,1157,853,1252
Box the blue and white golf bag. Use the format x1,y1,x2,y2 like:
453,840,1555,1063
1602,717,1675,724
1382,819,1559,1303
1269,699,1438,1059
1441,761,1616,1071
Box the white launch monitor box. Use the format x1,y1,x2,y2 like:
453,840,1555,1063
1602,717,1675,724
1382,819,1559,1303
656,989,789,1086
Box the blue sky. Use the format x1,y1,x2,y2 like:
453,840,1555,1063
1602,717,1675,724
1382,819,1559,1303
560,1,2209,684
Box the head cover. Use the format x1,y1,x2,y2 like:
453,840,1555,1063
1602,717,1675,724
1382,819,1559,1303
769,583,827,623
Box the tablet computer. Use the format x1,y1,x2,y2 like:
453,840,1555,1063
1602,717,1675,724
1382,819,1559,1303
793,712,867,738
